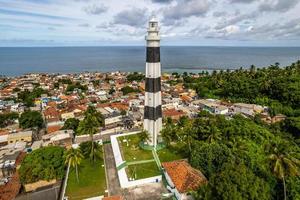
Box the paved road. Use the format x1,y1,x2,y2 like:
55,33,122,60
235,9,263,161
103,135,122,196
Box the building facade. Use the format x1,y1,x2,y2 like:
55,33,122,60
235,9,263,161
143,17,162,147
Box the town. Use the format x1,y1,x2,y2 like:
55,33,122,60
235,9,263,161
0,67,288,200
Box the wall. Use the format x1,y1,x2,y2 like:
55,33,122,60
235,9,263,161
111,132,162,188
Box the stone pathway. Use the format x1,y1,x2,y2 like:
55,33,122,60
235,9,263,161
103,135,122,196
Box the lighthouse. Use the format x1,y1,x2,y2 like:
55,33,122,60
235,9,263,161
143,17,162,147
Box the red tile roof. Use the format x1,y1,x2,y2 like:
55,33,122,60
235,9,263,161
162,160,207,193
47,125,62,134
163,109,186,117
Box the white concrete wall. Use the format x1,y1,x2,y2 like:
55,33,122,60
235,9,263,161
111,132,162,188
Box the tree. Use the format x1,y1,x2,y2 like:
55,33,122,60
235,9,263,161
18,87,48,107
127,72,145,82
84,106,104,126
77,106,103,163
62,118,80,134
109,87,115,95
121,86,140,95
177,117,197,153
77,116,100,163
196,163,272,200
65,82,87,93
284,117,300,138
19,146,65,184
19,110,43,129
190,141,232,178
138,130,150,143
0,112,18,128
120,110,127,116
79,141,103,160
64,148,83,182
268,141,300,200
161,120,177,146
286,176,300,200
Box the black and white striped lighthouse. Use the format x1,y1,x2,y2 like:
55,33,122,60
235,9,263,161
144,17,162,147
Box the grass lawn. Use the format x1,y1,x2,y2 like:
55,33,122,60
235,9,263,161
157,145,186,163
118,134,153,162
65,158,106,200
126,162,161,180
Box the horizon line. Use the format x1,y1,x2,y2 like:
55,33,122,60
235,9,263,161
1,45,300,48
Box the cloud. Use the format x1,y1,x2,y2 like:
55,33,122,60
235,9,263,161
113,8,148,27
47,27,56,30
83,4,107,15
229,0,256,3
151,0,173,3
215,11,258,29
259,0,300,12
225,25,240,34
78,23,89,27
213,11,227,17
163,0,211,20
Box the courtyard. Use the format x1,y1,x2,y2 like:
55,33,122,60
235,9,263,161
65,158,107,200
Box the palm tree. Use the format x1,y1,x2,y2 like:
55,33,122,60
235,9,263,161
77,115,100,163
268,141,300,200
178,119,196,153
206,126,222,143
65,148,84,182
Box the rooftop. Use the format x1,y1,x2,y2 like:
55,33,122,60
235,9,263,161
162,160,207,193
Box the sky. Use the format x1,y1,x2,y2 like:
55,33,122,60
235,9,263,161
0,0,300,47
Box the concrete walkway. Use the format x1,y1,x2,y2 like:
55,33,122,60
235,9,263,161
103,135,122,196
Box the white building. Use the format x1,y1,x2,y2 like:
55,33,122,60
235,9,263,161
233,103,264,117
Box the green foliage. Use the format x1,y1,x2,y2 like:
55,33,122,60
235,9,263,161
79,141,103,161
127,72,145,82
19,110,43,129
66,82,87,93
197,163,271,200
19,146,65,184
109,87,115,95
64,148,84,182
84,106,104,126
286,176,300,200
62,118,80,134
190,142,233,178
121,86,140,95
160,112,300,199
77,106,104,163
58,78,72,85
138,130,150,143
284,117,300,138
120,109,127,116
0,112,18,128
18,87,47,107
185,61,300,116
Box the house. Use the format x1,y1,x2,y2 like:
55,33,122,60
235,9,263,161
163,108,186,121
0,148,21,178
7,131,32,144
233,103,264,117
162,160,207,200
104,114,123,129
42,130,74,148
191,99,228,115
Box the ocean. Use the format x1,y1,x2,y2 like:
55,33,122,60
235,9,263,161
0,46,300,76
